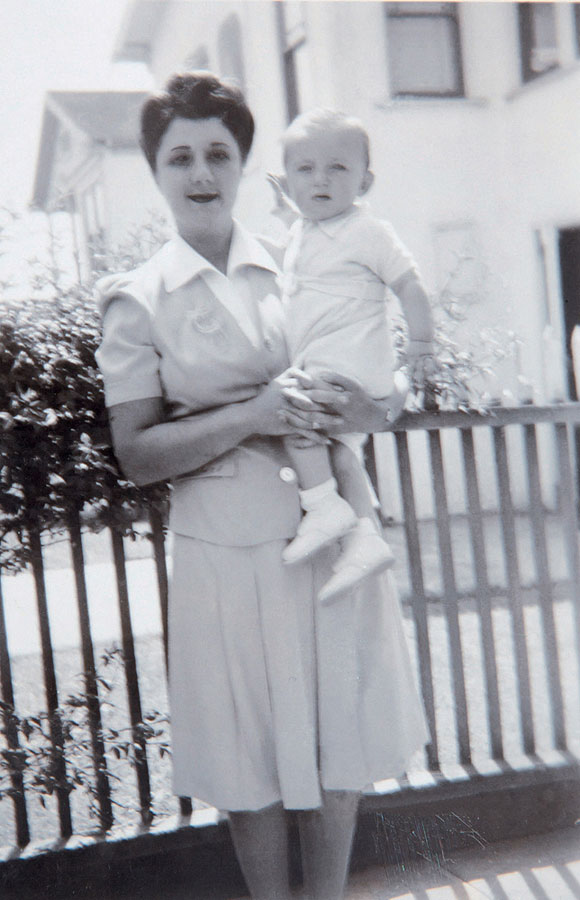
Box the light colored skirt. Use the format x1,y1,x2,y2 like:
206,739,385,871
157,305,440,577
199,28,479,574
168,535,428,812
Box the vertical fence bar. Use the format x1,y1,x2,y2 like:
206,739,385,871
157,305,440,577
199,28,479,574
523,424,566,749
67,509,113,831
428,430,471,765
492,427,535,756
147,509,191,819
554,422,580,700
395,431,438,769
27,525,73,837
0,571,30,846
109,527,152,824
461,428,503,760
148,508,169,666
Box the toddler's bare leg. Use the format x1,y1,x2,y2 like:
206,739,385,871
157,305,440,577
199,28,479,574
329,441,377,522
283,438,334,490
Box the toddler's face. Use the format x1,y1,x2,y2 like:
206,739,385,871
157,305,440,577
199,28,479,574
284,130,370,222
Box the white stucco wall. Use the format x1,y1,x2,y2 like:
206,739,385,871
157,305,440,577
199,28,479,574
118,0,580,516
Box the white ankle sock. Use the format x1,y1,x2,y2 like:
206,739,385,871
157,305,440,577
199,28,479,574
299,477,338,511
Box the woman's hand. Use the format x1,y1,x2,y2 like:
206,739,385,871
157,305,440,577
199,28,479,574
281,369,409,434
247,370,330,445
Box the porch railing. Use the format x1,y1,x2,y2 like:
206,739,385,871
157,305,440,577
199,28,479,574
1,403,580,853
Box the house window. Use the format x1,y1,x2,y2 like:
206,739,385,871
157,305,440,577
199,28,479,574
519,3,559,82
575,5,580,57
218,14,246,89
276,1,315,122
385,3,464,97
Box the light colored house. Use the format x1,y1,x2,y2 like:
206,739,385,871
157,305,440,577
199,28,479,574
110,0,580,513
33,1,580,514
111,1,580,405
32,90,163,276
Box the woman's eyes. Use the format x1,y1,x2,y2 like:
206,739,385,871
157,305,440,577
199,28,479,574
207,149,230,162
170,153,192,166
168,150,231,166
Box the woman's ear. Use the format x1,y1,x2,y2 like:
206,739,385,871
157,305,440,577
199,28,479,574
359,170,375,196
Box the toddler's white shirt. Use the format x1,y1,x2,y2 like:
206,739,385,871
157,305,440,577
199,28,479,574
281,204,418,399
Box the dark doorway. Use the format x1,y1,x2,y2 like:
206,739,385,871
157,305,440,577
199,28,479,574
559,227,580,503
558,227,580,399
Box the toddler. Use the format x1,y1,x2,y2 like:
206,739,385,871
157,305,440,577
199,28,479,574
273,108,434,603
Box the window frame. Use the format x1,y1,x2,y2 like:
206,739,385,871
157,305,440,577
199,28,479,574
275,1,307,123
384,2,465,99
518,2,559,84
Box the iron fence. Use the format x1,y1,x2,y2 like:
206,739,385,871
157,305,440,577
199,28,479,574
1,403,580,853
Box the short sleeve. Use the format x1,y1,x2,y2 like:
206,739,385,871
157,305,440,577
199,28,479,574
360,217,418,287
95,276,163,407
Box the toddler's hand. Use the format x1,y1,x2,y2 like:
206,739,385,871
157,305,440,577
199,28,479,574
267,173,298,228
406,339,437,387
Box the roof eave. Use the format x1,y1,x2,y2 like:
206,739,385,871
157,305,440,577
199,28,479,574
31,107,60,210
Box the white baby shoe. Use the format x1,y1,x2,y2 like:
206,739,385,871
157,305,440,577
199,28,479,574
318,522,395,604
282,493,357,564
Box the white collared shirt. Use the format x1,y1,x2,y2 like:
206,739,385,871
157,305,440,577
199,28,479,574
279,205,418,400
162,227,281,347
284,203,417,289
96,221,287,411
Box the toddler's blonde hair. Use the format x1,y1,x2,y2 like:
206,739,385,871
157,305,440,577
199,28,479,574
282,108,371,169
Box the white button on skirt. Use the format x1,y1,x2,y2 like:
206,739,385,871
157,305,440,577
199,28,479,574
168,535,428,812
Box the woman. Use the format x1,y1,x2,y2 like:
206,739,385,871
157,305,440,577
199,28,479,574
96,72,428,900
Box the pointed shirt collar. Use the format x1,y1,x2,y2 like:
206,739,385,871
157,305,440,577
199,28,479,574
161,221,279,293
303,202,367,238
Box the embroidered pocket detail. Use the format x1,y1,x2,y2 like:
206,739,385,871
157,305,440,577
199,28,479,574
189,306,221,333
186,303,228,345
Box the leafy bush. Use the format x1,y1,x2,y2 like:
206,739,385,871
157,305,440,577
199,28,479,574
394,260,517,413
0,646,171,828
0,219,169,572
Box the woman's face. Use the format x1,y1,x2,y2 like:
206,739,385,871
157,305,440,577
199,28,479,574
154,117,243,243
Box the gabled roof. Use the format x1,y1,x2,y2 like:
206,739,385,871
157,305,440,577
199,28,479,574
47,90,148,147
32,91,148,209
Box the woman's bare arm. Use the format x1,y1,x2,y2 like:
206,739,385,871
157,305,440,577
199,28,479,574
108,373,325,486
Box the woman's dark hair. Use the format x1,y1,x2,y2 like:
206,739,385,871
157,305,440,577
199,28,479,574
140,71,255,171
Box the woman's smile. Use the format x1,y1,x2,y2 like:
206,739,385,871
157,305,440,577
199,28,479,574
154,117,243,243
188,190,220,203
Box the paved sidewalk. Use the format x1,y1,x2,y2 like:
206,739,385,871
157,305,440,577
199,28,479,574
61,826,579,899
346,826,580,899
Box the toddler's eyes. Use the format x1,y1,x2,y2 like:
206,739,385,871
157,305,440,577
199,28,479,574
297,164,313,173
330,163,347,171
